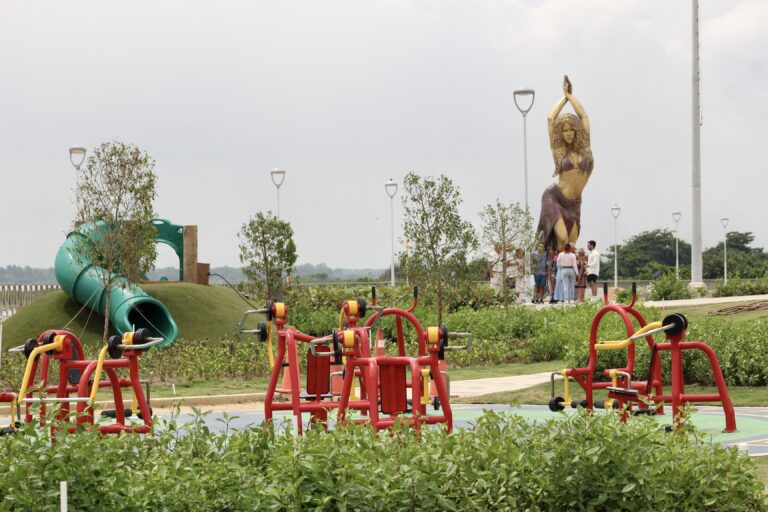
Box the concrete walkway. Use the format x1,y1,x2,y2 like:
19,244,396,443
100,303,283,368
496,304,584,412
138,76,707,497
644,294,768,309
450,372,552,397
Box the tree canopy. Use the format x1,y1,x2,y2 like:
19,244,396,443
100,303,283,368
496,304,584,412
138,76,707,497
73,140,158,342
400,173,477,323
239,211,297,300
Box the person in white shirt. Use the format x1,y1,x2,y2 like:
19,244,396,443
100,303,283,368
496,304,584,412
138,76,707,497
557,243,579,303
586,240,600,300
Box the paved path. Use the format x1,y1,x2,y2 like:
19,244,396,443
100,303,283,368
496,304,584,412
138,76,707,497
644,294,768,308
449,372,551,397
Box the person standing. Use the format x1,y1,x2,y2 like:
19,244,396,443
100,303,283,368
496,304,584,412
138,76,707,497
575,247,588,302
547,248,558,303
488,243,505,295
586,240,600,301
557,243,578,303
533,245,548,304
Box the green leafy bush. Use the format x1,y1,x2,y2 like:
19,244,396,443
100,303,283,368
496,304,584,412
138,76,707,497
649,274,692,300
0,411,763,510
715,276,768,297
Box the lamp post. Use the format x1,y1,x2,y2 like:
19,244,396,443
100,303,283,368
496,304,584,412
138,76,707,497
721,217,729,284
69,147,87,171
270,168,286,218
514,88,535,302
611,203,621,289
385,179,398,287
513,88,535,211
672,211,682,278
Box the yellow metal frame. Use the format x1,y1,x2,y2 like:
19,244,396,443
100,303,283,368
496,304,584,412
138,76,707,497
594,321,663,351
18,335,65,403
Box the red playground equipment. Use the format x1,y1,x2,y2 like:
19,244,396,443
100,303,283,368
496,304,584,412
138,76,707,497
8,329,159,435
549,283,736,433
241,288,471,434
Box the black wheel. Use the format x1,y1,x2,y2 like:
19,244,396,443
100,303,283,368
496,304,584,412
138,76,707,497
548,396,565,412
433,396,441,411
356,299,367,317
662,313,688,336
108,335,123,359
133,328,150,346
257,322,268,342
23,338,39,359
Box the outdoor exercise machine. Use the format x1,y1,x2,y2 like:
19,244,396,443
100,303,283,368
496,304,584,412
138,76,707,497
549,283,736,433
363,286,471,410
239,289,471,434
332,322,470,433
10,328,159,435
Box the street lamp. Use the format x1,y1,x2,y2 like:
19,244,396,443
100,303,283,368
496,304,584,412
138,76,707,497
513,88,535,211
611,203,621,289
672,211,682,278
385,179,398,287
721,217,729,284
69,147,87,171
270,168,286,218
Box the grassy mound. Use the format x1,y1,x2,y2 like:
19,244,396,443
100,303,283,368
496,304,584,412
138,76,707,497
1,283,255,349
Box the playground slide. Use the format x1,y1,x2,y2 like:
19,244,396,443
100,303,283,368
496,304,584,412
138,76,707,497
54,222,178,347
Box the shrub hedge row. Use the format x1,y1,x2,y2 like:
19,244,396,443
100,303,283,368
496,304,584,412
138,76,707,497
2,298,765,388
0,411,764,511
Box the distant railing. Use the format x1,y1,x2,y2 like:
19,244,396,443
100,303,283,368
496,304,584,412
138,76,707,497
0,284,60,321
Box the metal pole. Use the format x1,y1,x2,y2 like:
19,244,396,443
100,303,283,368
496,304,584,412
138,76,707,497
276,187,281,219
723,226,728,284
389,195,395,287
614,217,618,289
522,113,529,211
691,0,703,286
675,230,680,279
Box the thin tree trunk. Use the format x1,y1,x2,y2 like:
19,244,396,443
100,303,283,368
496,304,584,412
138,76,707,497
103,285,111,343
437,281,444,325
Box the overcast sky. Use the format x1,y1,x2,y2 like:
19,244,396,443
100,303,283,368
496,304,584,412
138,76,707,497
1,1,766,270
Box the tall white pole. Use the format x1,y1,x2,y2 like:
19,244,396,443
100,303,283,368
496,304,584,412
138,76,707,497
721,218,729,284
613,218,618,289
723,228,728,284
389,195,395,287
691,0,704,286
675,230,680,278
276,188,281,218
522,113,529,211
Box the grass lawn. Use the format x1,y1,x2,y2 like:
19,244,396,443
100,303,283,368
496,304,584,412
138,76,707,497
457,381,768,407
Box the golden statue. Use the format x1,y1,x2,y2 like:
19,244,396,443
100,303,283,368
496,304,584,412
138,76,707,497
537,75,594,252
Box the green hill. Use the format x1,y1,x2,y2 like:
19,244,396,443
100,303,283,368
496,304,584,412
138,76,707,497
1,283,257,350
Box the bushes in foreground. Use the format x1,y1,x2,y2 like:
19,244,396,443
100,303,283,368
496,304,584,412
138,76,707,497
0,411,763,511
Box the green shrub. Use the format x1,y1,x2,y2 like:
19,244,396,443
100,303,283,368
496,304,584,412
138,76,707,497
0,411,763,510
649,274,692,300
715,276,768,297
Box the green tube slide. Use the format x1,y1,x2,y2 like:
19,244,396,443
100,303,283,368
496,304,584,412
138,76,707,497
54,222,179,347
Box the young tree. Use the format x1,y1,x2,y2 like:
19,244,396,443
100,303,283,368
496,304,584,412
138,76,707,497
239,211,298,300
401,173,477,323
73,141,158,342
480,200,535,309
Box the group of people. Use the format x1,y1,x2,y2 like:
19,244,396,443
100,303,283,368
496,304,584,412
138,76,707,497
532,240,600,304
488,240,601,304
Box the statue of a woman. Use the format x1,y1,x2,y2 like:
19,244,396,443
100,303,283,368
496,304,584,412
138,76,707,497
537,75,594,252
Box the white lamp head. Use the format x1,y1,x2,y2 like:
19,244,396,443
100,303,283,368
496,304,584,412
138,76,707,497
384,179,398,198
270,168,286,188
69,146,87,170
611,203,621,219
513,88,536,115
672,211,682,223
720,217,729,229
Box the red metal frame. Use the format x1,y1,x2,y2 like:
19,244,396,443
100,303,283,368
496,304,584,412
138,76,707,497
561,287,736,432
20,330,153,435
